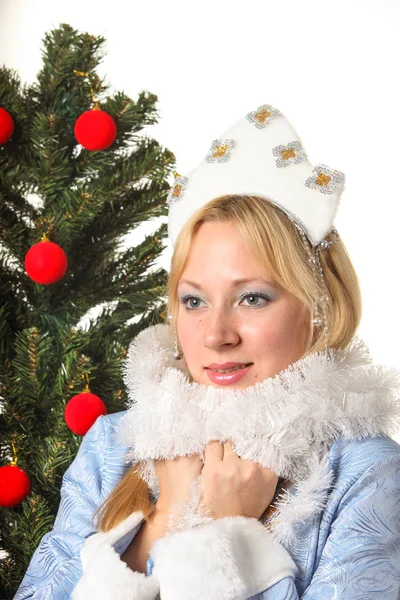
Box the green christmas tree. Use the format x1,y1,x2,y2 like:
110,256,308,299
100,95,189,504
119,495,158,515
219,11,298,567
0,23,175,597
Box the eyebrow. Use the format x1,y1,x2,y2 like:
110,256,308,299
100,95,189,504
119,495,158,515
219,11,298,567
178,277,275,289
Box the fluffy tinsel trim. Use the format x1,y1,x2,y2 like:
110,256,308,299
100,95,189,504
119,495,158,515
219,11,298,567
118,324,400,540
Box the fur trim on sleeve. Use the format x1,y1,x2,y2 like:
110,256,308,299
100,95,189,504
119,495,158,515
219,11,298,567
150,515,297,600
71,511,160,600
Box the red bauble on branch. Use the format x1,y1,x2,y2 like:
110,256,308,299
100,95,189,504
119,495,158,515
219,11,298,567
24,237,68,284
74,108,117,151
0,107,14,145
65,391,107,436
0,465,31,508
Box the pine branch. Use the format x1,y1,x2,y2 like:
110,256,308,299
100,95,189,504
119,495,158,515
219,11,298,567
35,24,107,122
0,202,35,262
0,23,176,596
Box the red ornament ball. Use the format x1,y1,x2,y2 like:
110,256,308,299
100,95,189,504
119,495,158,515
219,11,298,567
24,240,68,284
74,108,117,151
65,392,107,436
0,107,14,145
0,465,31,507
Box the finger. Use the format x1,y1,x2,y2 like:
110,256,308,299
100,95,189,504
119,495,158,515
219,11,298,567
204,440,223,465
222,441,241,461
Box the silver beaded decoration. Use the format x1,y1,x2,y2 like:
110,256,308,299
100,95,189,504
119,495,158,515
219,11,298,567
295,225,337,358
245,104,281,129
205,139,236,163
168,315,182,360
167,175,189,206
174,344,181,360
272,141,307,168
305,164,345,195
319,229,340,250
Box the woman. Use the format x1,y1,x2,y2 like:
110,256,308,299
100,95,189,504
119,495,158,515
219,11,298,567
16,105,400,599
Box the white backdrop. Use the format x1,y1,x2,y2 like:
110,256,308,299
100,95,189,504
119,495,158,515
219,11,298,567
0,0,399,374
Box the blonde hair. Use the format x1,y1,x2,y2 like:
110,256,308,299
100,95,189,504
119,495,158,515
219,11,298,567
94,194,362,532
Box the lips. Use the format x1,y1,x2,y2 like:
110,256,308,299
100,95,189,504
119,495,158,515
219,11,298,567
206,363,253,385
206,362,252,370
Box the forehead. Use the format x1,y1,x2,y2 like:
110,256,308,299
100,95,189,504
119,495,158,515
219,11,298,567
180,221,274,282
187,221,251,258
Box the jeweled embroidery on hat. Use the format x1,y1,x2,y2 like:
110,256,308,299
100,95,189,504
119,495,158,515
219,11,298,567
305,163,345,195
167,175,188,205
205,139,236,163
273,141,307,168
245,104,281,129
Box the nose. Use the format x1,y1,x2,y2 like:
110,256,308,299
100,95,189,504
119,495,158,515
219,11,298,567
202,308,240,350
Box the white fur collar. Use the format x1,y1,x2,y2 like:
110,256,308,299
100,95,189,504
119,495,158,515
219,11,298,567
118,324,400,541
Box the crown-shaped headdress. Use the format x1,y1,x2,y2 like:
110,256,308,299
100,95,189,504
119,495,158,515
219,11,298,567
167,104,345,248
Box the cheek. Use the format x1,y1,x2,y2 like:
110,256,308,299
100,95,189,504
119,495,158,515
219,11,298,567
249,306,307,354
178,317,204,373
248,324,284,353
177,314,201,350
243,309,288,341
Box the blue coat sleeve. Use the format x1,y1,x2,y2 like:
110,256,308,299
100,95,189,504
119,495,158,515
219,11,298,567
259,454,400,599
14,416,108,600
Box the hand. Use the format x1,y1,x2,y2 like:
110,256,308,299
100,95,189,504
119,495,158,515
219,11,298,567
153,453,203,517
199,441,278,520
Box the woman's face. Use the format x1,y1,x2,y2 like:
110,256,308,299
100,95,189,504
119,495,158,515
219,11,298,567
176,221,309,389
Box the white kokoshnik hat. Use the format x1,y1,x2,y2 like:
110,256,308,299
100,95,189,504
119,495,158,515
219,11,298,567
167,104,344,248
166,104,346,355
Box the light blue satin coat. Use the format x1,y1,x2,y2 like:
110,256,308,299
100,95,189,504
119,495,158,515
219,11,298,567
15,411,400,599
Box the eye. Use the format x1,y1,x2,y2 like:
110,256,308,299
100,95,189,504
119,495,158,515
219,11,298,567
179,293,272,311
179,295,206,310
240,293,272,307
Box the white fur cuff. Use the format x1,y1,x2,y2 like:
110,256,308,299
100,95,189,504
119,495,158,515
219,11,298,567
151,515,297,600
71,542,160,599
71,511,160,599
